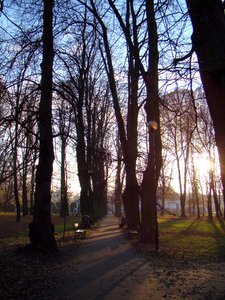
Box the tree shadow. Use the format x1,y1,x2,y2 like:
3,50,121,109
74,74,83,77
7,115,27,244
55,220,148,299
159,217,225,263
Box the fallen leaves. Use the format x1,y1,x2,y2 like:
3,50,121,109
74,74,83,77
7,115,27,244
0,237,81,300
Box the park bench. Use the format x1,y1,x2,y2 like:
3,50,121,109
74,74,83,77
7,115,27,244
73,222,86,240
128,229,139,239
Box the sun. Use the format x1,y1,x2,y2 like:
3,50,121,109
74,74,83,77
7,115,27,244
194,154,211,174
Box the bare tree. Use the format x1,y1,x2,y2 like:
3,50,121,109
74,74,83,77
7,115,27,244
55,5,112,220
28,0,57,252
79,0,141,229
162,89,196,217
185,1,225,215
55,98,71,218
197,89,223,218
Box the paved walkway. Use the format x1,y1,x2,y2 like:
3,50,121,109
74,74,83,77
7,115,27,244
52,214,225,300
53,214,160,300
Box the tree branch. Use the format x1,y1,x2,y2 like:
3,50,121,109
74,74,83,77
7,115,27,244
173,47,194,66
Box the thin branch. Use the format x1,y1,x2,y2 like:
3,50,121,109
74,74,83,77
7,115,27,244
173,47,194,66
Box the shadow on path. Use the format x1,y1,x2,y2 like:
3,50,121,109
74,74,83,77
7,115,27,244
51,215,225,300
53,215,150,300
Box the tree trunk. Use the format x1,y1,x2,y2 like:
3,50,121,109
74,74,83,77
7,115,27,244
192,157,200,219
207,191,213,220
180,129,190,217
124,44,140,229
22,135,29,216
92,162,107,219
196,194,200,219
28,0,56,253
202,193,205,217
30,147,37,215
210,170,222,218
114,151,122,217
75,12,95,219
141,153,158,247
22,159,29,216
180,194,186,218
60,135,68,218
123,177,139,230
77,147,92,217
160,165,166,216
12,100,20,223
13,145,20,223
212,186,222,219
186,0,225,204
140,0,162,250
123,63,140,229
76,86,93,218
92,0,140,229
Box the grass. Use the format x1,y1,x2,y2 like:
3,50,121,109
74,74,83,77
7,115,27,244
158,217,225,261
0,212,78,249
1,212,225,262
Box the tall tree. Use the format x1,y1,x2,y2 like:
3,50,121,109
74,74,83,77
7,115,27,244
55,6,111,220
106,0,162,245
139,0,162,247
11,91,21,222
185,0,225,212
190,147,200,218
84,0,141,229
58,99,70,218
162,89,196,217
28,0,56,252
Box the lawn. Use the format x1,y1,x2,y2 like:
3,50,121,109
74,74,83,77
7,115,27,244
0,213,78,250
1,213,225,262
158,217,225,261
1,213,225,299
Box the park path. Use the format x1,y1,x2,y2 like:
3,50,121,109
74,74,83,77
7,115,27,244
52,214,225,300
53,214,162,300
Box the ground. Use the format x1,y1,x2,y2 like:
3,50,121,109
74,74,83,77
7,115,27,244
1,214,225,299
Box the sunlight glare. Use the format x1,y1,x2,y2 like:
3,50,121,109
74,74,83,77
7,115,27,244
194,154,211,173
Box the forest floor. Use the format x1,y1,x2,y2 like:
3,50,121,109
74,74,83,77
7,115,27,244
1,214,225,299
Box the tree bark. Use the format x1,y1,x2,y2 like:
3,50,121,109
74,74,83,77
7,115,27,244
91,0,140,228
76,61,93,218
186,0,225,212
124,49,140,230
207,191,213,220
28,0,56,253
114,173,122,217
59,99,69,218
29,146,37,215
210,169,222,218
13,139,20,223
60,135,68,218
22,158,29,216
22,134,29,216
140,0,162,249
12,110,20,223
114,139,123,217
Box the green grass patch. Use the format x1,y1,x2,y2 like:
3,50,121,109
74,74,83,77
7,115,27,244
1,213,225,262
158,217,225,261
0,213,78,248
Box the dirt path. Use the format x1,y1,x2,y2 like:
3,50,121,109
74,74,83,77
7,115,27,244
51,214,225,300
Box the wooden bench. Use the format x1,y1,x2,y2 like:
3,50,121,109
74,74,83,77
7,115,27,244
73,223,86,240
128,230,139,239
